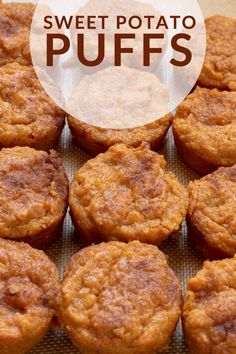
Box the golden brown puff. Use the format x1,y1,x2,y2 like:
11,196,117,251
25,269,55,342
0,63,65,151
0,146,68,248
69,143,188,245
187,164,236,259
68,115,172,157
0,3,35,66
198,16,236,91
68,65,171,156
173,86,236,175
60,241,182,354
0,238,60,354
183,256,236,354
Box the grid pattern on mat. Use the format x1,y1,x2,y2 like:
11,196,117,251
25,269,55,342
1,0,234,352
29,125,204,354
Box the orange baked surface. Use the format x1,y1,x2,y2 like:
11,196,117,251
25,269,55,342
187,164,236,259
69,143,188,245
0,3,35,66
0,238,60,354
0,147,68,248
68,114,172,156
0,63,65,150
173,86,236,174
198,15,236,91
60,241,182,354
68,65,171,155
183,256,236,354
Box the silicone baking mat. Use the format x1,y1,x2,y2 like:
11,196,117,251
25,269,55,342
2,0,235,353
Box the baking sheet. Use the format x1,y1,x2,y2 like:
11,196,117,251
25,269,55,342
31,125,203,354
2,0,234,352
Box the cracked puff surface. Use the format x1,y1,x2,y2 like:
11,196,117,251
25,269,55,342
198,16,236,91
0,3,35,66
60,241,182,354
183,256,236,354
173,86,236,174
187,164,236,259
69,143,188,245
0,146,68,248
0,238,60,354
0,63,65,151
